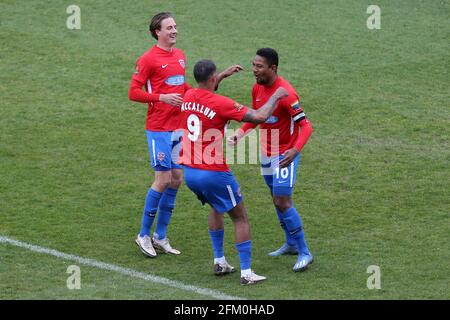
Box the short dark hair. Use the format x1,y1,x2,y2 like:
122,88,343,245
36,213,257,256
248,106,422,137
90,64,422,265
149,12,173,40
193,59,217,83
256,48,279,67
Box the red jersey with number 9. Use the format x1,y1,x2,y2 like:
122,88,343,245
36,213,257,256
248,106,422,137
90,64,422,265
178,88,248,171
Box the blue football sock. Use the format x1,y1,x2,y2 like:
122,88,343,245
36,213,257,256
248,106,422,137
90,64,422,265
154,188,178,240
139,188,162,237
282,207,310,255
236,240,252,271
276,208,297,247
208,229,224,259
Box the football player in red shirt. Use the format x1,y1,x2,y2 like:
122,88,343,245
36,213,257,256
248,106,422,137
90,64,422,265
228,48,314,272
179,59,288,285
129,12,242,258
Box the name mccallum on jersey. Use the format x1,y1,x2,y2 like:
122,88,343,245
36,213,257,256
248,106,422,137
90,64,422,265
181,102,217,120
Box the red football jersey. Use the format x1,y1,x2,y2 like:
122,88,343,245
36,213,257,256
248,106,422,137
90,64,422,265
179,88,248,171
252,76,306,156
132,45,189,131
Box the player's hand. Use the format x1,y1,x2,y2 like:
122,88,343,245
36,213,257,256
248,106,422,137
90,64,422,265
220,65,244,79
273,87,289,100
226,134,239,146
159,93,183,106
279,148,299,168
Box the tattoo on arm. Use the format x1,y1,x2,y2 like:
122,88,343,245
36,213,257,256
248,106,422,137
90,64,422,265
242,94,280,124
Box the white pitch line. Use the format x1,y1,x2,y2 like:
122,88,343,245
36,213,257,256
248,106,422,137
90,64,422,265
0,235,245,300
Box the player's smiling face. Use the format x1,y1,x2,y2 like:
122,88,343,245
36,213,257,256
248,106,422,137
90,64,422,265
252,55,277,85
156,17,177,47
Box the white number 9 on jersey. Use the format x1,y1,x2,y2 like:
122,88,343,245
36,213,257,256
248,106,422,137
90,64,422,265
187,114,200,142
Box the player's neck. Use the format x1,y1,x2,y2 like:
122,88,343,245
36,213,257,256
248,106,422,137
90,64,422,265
156,42,175,52
197,83,214,92
265,75,278,87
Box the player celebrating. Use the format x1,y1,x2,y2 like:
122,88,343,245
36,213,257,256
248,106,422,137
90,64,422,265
179,59,288,285
228,48,314,272
129,12,242,258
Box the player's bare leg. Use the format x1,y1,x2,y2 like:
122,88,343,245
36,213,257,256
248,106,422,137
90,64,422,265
151,170,172,192
208,207,224,231
227,203,251,243
169,168,183,189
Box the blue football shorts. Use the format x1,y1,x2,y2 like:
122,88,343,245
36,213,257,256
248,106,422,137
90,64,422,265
183,166,243,213
260,153,301,196
146,130,183,171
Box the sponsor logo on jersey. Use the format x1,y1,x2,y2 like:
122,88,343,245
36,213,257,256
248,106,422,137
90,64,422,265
265,116,279,124
161,64,169,69
179,59,185,68
291,100,301,110
233,102,244,111
165,75,185,86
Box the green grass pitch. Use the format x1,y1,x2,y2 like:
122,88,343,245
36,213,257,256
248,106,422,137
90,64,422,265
0,0,449,299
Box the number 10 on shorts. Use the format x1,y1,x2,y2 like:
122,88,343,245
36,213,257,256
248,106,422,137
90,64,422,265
275,167,290,181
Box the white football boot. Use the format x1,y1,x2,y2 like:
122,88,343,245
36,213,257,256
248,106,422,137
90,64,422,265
240,272,267,285
152,236,181,255
135,234,156,258
214,260,236,276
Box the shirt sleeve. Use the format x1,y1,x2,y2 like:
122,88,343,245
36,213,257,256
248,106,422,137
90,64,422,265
282,92,307,122
131,56,152,86
129,56,159,102
294,118,313,151
220,96,249,122
128,78,160,102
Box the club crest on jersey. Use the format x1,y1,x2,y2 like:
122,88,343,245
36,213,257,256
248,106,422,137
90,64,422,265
233,102,244,111
157,152,165,161
179,59,185,69
291,100,301,110
265,116,278,124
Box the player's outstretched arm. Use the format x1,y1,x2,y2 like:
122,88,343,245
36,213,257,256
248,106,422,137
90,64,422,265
227,88,288,146
226,127,251,146
215,65,243,91
241,87,288,124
